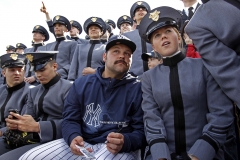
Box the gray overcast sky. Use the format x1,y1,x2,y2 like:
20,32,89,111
0,0,201,56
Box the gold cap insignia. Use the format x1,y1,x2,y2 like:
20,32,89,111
137,1,142,5
70,20,73,24
26,54,33,62
149,10,160,21
105,19,109,23
56,15,60,20
91,17,97,22
17,43,20,47
123,16,127,20
10,53,18,60
6,45,9,49
35,25,40,29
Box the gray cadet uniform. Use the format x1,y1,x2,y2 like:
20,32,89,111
38,15,77,79
139,6,235,160
25,75,72,142
142,54,234,160
68,17,106,81
0,82,33,128
123,29,152,76
68,40,105,80
24,25,50,86
185,0,240,109
0,52,72,159
123,1,152,76
0,53,32,128
38,39,77,79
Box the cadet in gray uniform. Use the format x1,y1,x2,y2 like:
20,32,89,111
123,1,152,76
0,53,30,128
24,25,49,85
139,6,236,160
38,15,78,79
15,43,27,54
0,51,72,159
68,17,106,81
40,2,86,44
117,15,133,34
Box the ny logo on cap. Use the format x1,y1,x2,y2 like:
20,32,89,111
117,35,130,40
91,17,97,22
123,16,127,20
56,15,60,20
10,53,18,60
26,54,33,62
137,1,142,5
149,10,160,21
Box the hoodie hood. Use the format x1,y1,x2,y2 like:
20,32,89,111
96,66,139,88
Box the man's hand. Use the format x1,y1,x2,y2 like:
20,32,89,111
70,136,93,155
82,67,96,76
0,130,2,137
5,113,39,132
40,1,47,13
106,132,124,154
24,76,36,83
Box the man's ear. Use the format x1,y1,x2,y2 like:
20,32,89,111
53,63,58,71
103,52,107,62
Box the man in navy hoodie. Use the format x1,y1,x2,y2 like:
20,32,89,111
19,35,146,160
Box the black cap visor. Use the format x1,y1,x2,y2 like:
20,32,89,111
147,19,178,42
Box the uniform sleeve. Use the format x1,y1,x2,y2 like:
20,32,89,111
62,81,83,146
67,45,80,80
120,83,146,153
186,18,240,108
141,73,171,160
39,119,63,143
25,89,37,119
46,19,55,36
188,68,234,159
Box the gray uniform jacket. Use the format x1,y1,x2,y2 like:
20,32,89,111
38,39,77,79
0,82,33,127
68,40,105,80
185,0,240,108
25,75,72,143
123,28,153,76
141,54,234,160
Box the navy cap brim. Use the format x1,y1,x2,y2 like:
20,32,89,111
106,39,136,53
141,52,152,61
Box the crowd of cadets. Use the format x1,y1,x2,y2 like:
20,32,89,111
0,0,240,159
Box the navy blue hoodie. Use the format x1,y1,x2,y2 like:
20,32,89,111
62,66,145,152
